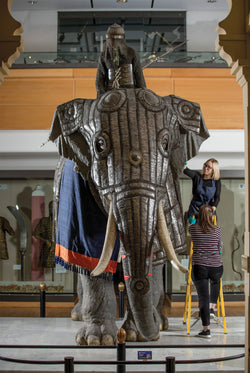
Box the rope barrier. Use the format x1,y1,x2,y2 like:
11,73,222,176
0,323,246,373
0,343,245,349
0,337,246,373
0,353,245,365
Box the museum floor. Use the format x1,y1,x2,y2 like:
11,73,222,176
0,307,246,373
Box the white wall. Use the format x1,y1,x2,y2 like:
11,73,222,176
13,11,57,52
187,130,244,171
0,129,244,171
186,10,228,51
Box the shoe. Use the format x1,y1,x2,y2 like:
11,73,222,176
197,330,211,338
210,308,215,319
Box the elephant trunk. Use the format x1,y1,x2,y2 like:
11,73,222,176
122,256,160,340
114,192,160,340
90,189,187,340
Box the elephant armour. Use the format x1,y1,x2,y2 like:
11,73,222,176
49,87,209,344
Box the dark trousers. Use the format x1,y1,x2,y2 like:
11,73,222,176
192,264,223,327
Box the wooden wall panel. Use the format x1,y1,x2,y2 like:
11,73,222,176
0,67,244,130
0,79,74,105
145,77,174,96
73,68,97,78
0,104,56,129
171,68,232,78
74,78,97,99
73,68,97,98
201,103,243,129
7,69,74,78
144,68,174,96
144,68,172,77
174,77,242,103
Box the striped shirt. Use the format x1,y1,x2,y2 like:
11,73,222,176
189,224,223,267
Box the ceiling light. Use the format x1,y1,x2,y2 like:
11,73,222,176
28,1,38,5
116,0,127,3
207,0,217,3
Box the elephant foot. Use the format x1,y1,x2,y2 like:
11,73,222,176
87,335,101,346
138,331,160,342
75,331,88,345
162,316,169,330
75,320,117,346
122,327,160,342
121,316,137,341
101,334,115,345
71,312,84,321
159,312,169,331
76,330,115,346
121,317,160,342
125,329,137,342
71,300,84,321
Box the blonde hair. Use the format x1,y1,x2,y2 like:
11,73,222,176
202,158,220,180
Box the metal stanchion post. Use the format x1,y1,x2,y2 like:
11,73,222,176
118,282,125,318
64,356,74,373
20,252,25,281
117,328,126,373
165,356,175,373
40,282,46,317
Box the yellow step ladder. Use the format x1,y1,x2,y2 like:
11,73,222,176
182,216,227,335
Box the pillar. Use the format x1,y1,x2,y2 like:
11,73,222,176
0,0,23,84
216,1,250,371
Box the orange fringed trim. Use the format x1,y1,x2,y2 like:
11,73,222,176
55,243,117,274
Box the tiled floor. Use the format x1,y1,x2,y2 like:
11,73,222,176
0,315,245,372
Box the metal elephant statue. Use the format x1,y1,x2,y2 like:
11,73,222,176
49,87,209,345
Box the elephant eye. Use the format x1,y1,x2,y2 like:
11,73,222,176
161,136,168,152
93,132,110,159
96,138,105,153
158,129,170,157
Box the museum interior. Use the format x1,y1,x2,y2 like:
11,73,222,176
0,0,249,372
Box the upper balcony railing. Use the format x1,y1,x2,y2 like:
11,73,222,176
12,51,227,69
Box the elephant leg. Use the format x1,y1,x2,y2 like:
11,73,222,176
121,266,167,341
71,274,84,321
152,264,169,331
75,273,118,346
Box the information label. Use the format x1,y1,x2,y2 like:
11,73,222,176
137,351,152,360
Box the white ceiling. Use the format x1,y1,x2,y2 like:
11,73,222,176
12,0,229,12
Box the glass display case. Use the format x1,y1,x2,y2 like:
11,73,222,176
12,10,227,67
0,173,245,302
0,177,74,298
57,11,186,55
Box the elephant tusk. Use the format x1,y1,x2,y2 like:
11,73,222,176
157,200,188,274
91,200,117,277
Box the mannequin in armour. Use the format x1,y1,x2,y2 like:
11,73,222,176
95,23,146,96
0,216,15,260
32,201,55,268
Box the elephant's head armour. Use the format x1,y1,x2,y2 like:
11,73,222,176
49,88,209,260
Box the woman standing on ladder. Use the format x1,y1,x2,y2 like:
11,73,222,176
189,205,223,338
184,158,221,223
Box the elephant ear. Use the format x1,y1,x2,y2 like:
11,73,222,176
49,99,92,180
169,95,209,173
51,156,65,244
160,95,210,254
